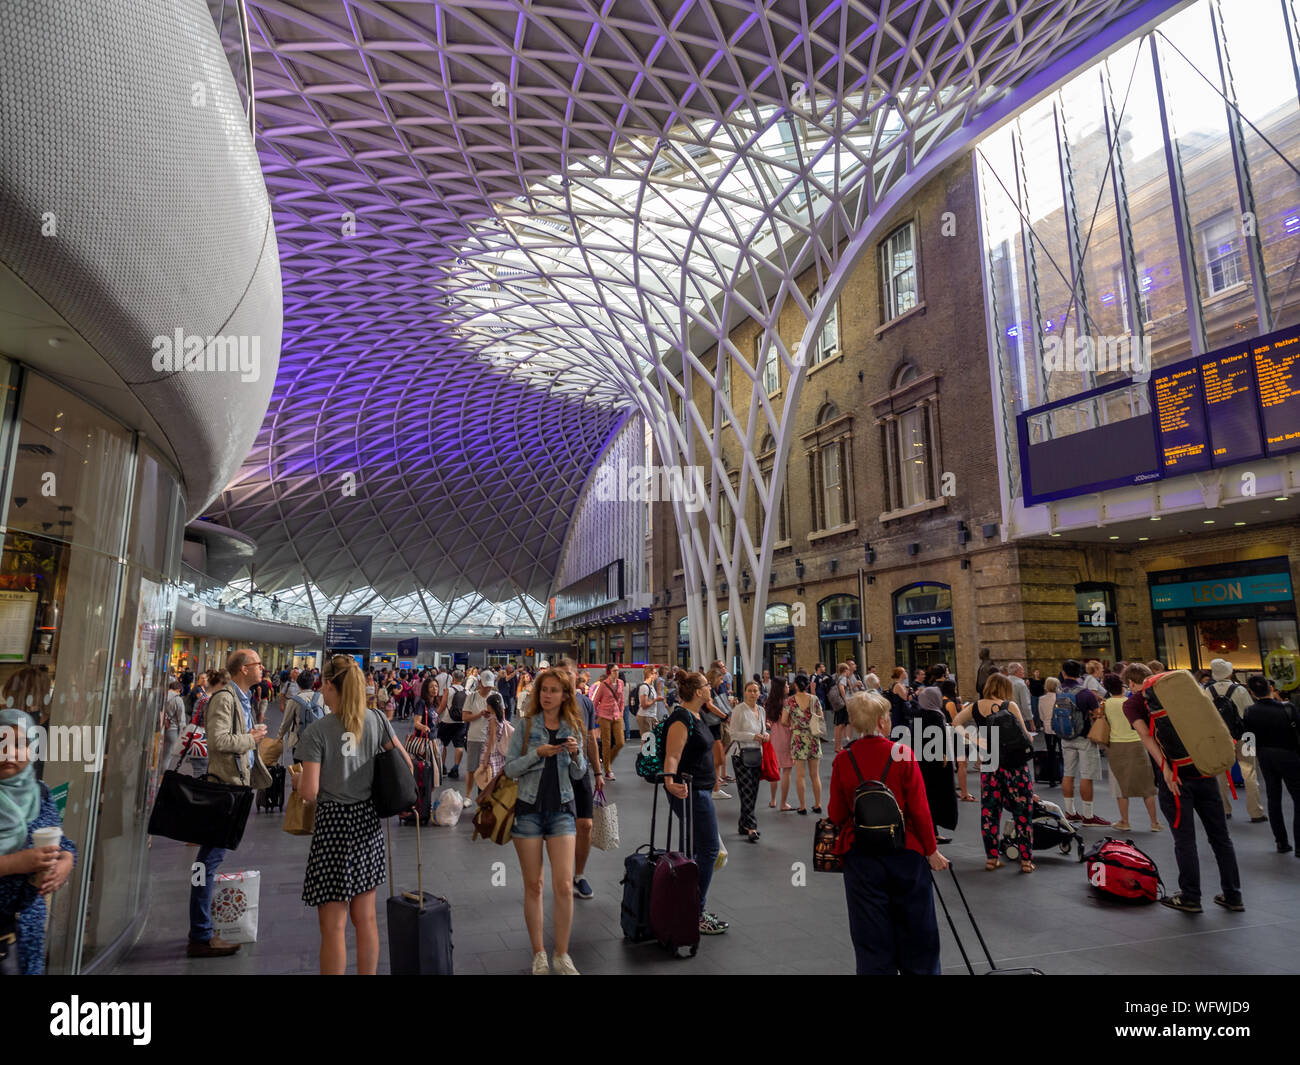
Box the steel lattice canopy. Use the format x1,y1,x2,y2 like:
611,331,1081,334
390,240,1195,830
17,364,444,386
205,0,1178,618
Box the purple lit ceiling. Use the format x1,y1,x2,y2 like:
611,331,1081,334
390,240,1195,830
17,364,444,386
205,0,1179,608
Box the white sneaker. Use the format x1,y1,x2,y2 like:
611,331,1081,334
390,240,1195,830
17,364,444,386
531,951,550,975
712,789,732,800
552,952,580,975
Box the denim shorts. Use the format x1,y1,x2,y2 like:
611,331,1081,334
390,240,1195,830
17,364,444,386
512,809,576,839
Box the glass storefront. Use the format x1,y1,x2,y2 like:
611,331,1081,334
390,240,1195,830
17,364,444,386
1150,559,1298,677
0,366,185,973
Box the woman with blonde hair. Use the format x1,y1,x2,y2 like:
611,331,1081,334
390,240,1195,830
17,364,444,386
505,666,588,975
828,691,947,974
296,654,412,975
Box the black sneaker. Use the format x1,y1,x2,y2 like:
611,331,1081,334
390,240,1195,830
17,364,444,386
447,767,459,779
1250,816,1268,823
1277,842,1292,853
1160,894,1202,914
1213,894,1245,912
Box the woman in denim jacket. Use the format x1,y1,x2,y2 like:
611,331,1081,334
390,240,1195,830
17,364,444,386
505,667,588,975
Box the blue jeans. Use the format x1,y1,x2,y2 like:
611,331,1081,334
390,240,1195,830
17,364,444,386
842,849,940,975
668,788,719,912
189,844,226,942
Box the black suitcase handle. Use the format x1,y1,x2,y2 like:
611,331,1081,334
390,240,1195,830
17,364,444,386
648,773,693,856
930,865,998,974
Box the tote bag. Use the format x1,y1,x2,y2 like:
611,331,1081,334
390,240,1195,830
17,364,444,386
148,770,254,850
370,709,418,817
283,764,316,835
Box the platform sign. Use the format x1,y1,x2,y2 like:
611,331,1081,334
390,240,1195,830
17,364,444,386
1152,358,1212,474
1200,347,1263,465
1253,331,1300,455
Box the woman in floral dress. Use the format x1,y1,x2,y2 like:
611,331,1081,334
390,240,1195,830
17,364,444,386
786,673,826,815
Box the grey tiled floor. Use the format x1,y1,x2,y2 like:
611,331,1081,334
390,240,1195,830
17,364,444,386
113,710,1300,975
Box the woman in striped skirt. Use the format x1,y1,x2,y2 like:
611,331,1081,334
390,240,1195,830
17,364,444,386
729,680,769,842
296,654,413,975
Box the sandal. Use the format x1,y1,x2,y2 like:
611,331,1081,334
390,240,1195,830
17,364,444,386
960,794,977,802
1020,860,1036,874
985,858,1003,871
780,804,795,812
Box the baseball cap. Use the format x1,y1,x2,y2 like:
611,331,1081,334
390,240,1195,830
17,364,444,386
479,670,497,689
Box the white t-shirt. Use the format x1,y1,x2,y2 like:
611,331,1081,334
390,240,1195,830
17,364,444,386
464,690,491,742
435,671,450,695
638,682,661,719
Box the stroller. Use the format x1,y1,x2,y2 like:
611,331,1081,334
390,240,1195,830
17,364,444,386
1000,796,1084,862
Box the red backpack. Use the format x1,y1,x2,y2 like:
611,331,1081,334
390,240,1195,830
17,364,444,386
1084,837,1163,902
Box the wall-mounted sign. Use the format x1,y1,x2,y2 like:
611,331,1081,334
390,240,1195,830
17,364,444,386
1149,572,1293,611
894,610,953,633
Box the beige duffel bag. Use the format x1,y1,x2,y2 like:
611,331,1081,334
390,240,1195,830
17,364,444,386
1142,669,1236,780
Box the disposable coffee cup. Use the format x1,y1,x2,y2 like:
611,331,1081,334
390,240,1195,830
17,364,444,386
30,826,62,883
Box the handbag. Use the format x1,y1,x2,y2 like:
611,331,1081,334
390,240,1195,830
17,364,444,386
406,731,435,763
370,709,418,817
813,817,843,873
471,771,518,844
283,764,315,835
760,739,780,782
591,789,620,851
810,708,827,740
1088,713,1111,746
148,770,254,849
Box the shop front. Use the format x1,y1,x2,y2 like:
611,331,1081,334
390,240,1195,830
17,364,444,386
893,582,957,682
818,593,860,670
1149,558,1298,686
764,603,796,678
677,616,690,667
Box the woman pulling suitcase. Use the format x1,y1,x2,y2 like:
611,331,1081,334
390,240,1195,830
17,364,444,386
295,654,413,974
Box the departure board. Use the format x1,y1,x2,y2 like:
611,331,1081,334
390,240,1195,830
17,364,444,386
1254,330,1300,455
1200,348,1264,464
1152,359,1211,473
1019,322,1300,505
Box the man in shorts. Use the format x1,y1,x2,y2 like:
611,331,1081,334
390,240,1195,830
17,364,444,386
1057,659,1110,826
562,658,604,900
436,670,468,779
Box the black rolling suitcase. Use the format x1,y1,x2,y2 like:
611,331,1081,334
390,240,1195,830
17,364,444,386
386,815,453,974
257,764,286,812
620,774,670,942
932,865,1044,975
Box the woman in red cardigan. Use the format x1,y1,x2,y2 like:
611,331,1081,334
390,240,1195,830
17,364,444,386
829,690,949,974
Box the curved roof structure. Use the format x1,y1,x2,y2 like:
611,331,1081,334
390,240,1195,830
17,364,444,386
205,0,1183,631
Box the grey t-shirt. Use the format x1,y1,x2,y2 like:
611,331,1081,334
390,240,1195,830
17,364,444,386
296,709,397,805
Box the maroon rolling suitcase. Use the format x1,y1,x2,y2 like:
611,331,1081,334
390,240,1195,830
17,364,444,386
649,774,700,958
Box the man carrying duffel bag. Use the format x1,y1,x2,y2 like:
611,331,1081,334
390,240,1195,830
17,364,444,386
1122,663,1243,915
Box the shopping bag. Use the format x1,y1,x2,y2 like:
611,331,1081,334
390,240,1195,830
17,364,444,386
258,737,284,767
591,789,620,851
283,764,315,836
211,870,260,943
760,740,780,782
715,833,728,871
434,790,466,826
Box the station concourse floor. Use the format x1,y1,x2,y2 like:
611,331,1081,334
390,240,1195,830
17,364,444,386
114,705,1300,975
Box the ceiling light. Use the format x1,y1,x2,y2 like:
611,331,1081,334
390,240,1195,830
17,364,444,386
1233,521,1246,526
1138,536,1149,541
1108,535,1119,540
1274,496,1289,502
1149,516,1161,521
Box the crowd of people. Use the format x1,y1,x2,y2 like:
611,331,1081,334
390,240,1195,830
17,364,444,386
139,648,1300,975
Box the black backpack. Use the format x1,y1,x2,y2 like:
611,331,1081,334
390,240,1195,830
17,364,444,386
981,700,1033,770
844,746,906,856
1207,682,1246,741
449,687,468,722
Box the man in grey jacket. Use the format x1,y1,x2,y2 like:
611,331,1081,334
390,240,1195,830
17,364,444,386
187,648,267,958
